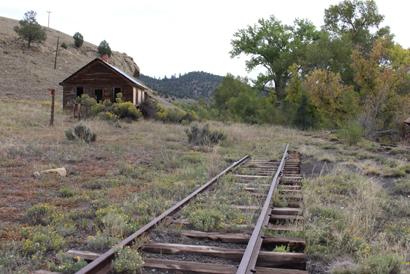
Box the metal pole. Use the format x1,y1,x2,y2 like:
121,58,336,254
50,89,55,126
46,11,51,28
54,36,59,69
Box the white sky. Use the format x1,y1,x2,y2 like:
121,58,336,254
1,0,409,80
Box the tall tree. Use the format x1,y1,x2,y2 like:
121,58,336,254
303,69,358,128
351,38,410,130
14,10,47,48
230,15,320,100
323,0,391,51
302,31,355,86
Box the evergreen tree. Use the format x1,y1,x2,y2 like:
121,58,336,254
98,40,112,57
292,93,314,130
14,10,47,48
73,32,84,48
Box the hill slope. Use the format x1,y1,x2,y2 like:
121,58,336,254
0,16,223,105
137,72,223,101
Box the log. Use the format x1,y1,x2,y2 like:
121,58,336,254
272,207,303,215
66,250,101,261
142,243,306,269
365,129,398,137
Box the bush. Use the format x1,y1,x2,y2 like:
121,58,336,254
47,251,88,273
156,103,198,124
110,101,141,120
73,32,83,48
139,100,157,119
60,42,67,49
338,119,365,146
59,187,75,198
64,123,97,143
111,245,144,273
185,123,227,146
98,40,112,57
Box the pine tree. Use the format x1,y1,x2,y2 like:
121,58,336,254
14,10,47,48
73,32,84,48
98,40,112,57
291,93,314,130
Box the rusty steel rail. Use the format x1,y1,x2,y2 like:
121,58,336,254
76,155,250,274
236,144,289,274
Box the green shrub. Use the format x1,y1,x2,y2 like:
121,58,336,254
25,204,56,225
338,120,365,146
110,101,141,120
111,245,144,274
185,123,227,146
360,254,403,274
47,251,88,273
394,180,410,194
88,231,120,252
99,111,119,122
73,32,83,48
60,42,67,49
309,205,341,219
156,103,198,123
64,123,97,143
273,245,290,252
59,187,75,198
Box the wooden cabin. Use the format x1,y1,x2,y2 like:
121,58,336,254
59,57,148,109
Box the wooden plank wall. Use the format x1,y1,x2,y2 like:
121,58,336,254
62,61,136,108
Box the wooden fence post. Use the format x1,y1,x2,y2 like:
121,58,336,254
50,89,55,126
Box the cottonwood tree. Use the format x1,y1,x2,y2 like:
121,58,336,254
303,69,358,128
351,38,410,130
323,0,391,51
14,10,47,48
230,16,320,100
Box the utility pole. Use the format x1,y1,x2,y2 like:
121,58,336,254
46,11,52,28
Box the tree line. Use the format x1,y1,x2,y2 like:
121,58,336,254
181,0,410,134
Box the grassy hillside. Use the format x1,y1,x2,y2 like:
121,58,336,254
0,16,178,109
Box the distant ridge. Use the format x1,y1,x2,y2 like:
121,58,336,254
137,72,223,101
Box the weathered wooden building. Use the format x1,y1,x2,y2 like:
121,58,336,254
59,56,148,109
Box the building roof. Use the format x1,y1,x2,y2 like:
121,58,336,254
59,58,148,90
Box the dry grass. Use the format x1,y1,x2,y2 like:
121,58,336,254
0,98,409,273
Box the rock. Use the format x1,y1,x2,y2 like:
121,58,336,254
39,167,67,177
33,171,41,178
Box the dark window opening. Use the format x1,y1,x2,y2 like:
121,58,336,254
76,87,84,98
113,87,121,101
95,89,103,103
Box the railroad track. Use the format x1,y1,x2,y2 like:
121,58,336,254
55,144,306,274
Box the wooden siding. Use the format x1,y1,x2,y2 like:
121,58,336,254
62,61,137,108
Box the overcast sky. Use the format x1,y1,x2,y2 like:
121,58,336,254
1,0,409,80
